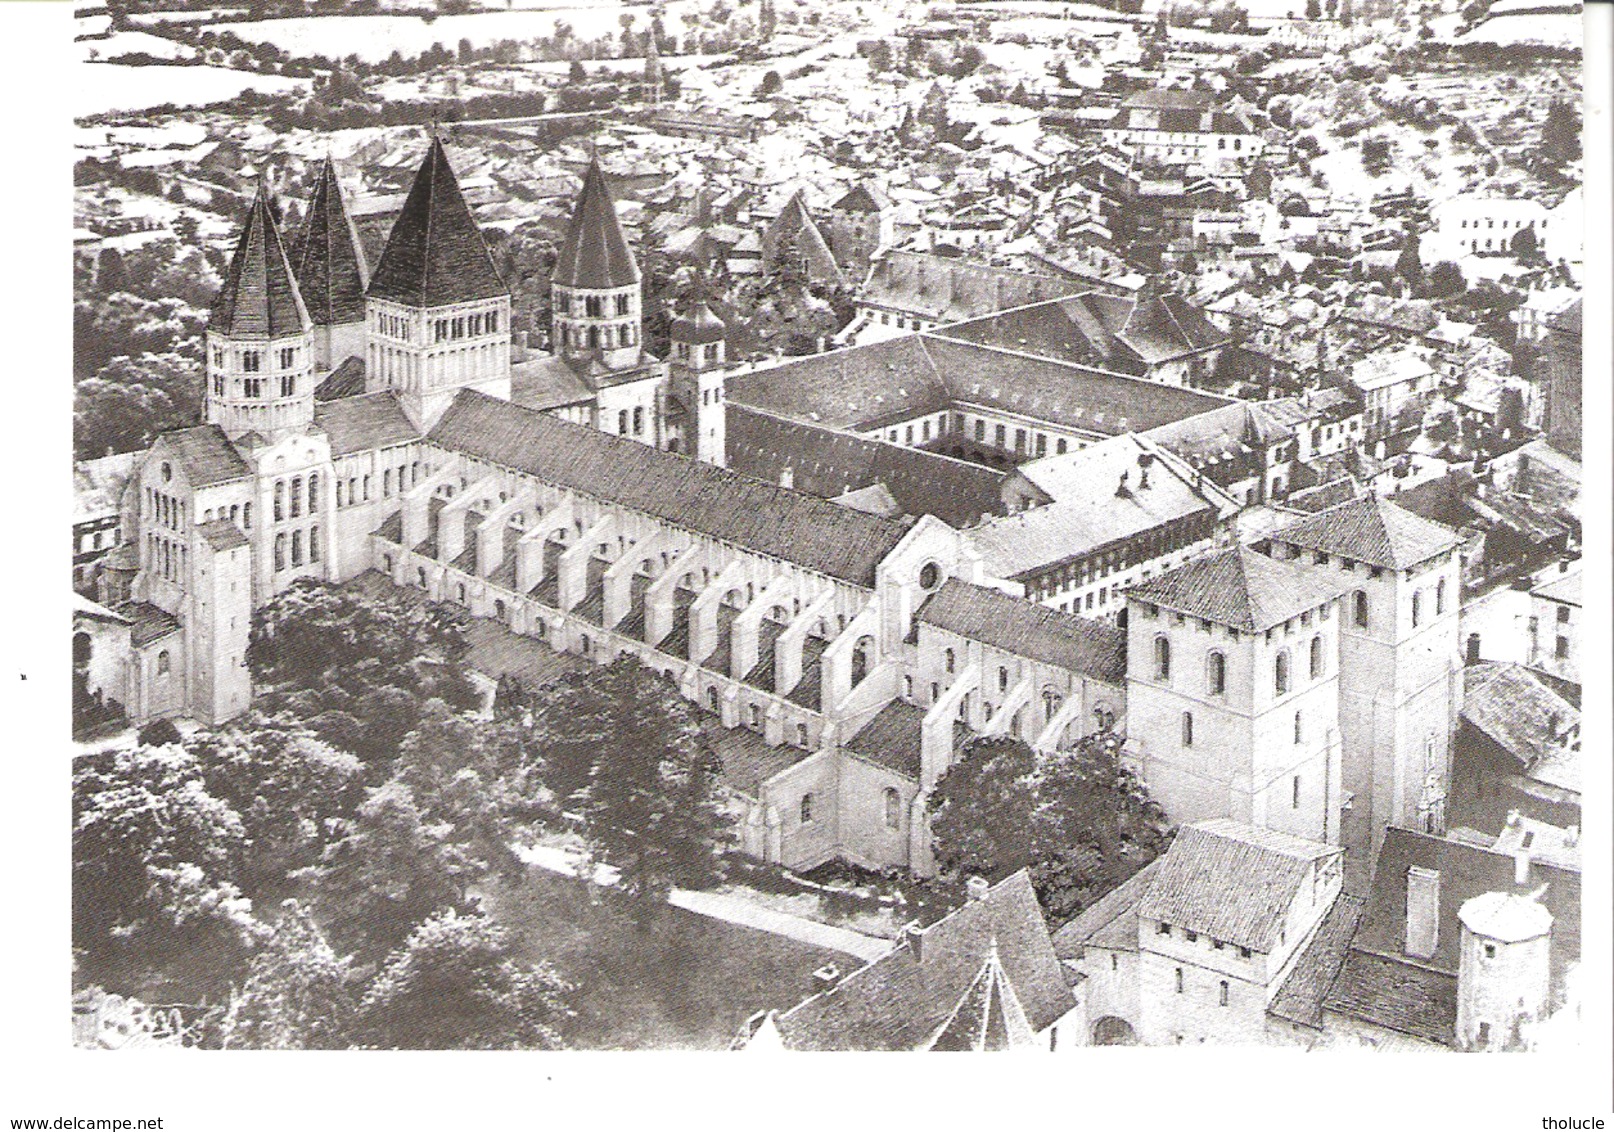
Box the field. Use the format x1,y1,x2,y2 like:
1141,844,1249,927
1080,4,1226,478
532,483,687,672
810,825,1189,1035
76,63,310,119
212,4,701,64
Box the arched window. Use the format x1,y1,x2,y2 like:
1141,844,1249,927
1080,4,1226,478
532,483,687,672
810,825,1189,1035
417,567,428,588
1182,711,1194,747
1411,590,1422,628
494,599,507,622
1219,980,1229,1007
290,476,302,518
1353,590,1369,628
997,666,1009,692
1436,577,1447,615
273,480,285,521
944,648,955,675
336,480,345,507
1275,651,1290,696
309,525,321,563
1095,705,1115,732
73,632,92,667
706,687,719,714
1294,710,1303,744
308,473,319,509
800,793,814,824
156,650,171,676
851,636,875,686
1153,636,1171,680
1309,635,1323,679
1207,650,1226,695
274,533,286,571
290,529,303,566
883,787,901,830
796,723,809,748
457,583,467,604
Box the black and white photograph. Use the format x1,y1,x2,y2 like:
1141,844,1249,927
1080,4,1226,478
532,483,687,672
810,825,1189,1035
8,0,1613,1120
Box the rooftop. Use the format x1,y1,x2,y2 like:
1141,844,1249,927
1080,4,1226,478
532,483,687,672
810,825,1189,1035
552,156,640,290
1272,494,1463,570
1128,545,1349,633
916,579,1126,685
312,391,420,456
210,185,310,340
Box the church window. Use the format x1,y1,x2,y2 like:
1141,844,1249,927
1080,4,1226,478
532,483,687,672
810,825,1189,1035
457,583,466,604
586,296,603,318
589,327,600,350
1411,590,1423,627
1294,711,1303,744
363,475,371,501
1353,590,1369,628
291,529,303,566
615,294,630,316
278,347,295,369
1309,636,1323,678
1436,578,1447,616
998,666,1009,692
290,477,302,518
1275,651,1290,696
944,648,956,675
1207,651,1226,694
1057,438,1068,455
242,351,261,373
1153,636,1171,680
489,310,498,333
308,473,319,508
882,788,902,830
796,723,809,748
1174,968,1184,994
384,469,393,496
417,567,428,588
1035,434,1047,457
242,503,251,529
1219,981,1229,1006
1292,774,1301,807
335,481,345,507
974,420,985,442
156,650,170,677
1182,711,1194,747
633,407,644,436
212,375,224,397
618,410,629,434
274,481,284,522
1555,636,1569,659
280,374,294,397
244,377,263,399
800,794,814,824
309,526,320,563
274,533,286,571
749,703,762,730
995,424,1006,448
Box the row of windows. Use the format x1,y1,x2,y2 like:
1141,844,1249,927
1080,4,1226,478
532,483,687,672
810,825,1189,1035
1457,217,1544,231
1157,921,1253,960
146,488,184,532
201,502,251,530
560,322,638,352
214,374,297,400
147,533,185,583
273,526,321,572
431,310,499,343
555,293,632,318
272,474,322,522
794,788,902,830
1151,634,1326,694
1173,967,1234,1007
1180,709,1307,749
379,312,412,342
212,346,299,372
616,406,647,437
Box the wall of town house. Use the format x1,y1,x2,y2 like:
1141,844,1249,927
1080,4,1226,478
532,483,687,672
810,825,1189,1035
1074,947,1141,1044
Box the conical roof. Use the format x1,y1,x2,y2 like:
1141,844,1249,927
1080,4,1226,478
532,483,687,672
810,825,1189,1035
295,158,370,326
210,184,310,339
928,943,1036,1051
367,138,508,308
553,156,641,289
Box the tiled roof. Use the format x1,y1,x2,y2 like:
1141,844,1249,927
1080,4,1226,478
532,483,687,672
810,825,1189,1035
1128,546,1349,632
210,186,310,339
859,252,1085,326
1272,494,1463,569
771,870,1073,1049
1051,858,1161,956
294,158,369,327
917,579,1126,684
1137,819,1339,954
1533,570,1580,606
762,190,845,287
509,355,599,412
367,139,509,308
699,716,812,797
670,297,727,345
725,405,1007,529
152,425,250,488
117,601,181,648
832,181,891,213
1323,951,1457,1046
551,157,640,289
845,700,930,781
196,518,249,552
312,391,420,455
314,355,367,400
1267,894,1365,1029
726,335,953,431
927,948,1037,1050
1461,662,1579,778
428,391,911,587
1117,293,1230,363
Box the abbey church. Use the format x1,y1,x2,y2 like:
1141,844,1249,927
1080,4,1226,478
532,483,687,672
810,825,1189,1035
79,137,1466,893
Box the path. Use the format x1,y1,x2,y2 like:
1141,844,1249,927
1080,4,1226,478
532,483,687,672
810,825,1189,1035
514,842,891,964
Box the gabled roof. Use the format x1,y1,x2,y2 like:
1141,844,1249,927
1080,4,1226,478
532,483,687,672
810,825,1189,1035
367,138,508,308
210,185,310,339
428,391,911,587
295,158,370,327
150,425,250,488
1461,662,1579,778
116,601,181,648
552,156,640,290
1128,545,1348,632
927,945,1038,1050
917,579,1126,684
831,180,891,213
763,190,845,287
196,517,249,552
1272,494,1463,570
312,391,421,456
1137,819,1340,954
769,871,1073,1050
1052,859,1162,957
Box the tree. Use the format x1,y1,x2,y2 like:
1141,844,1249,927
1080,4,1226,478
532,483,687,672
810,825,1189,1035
138,718,184,747
567,59,587,84
298,778,484,958
1306,0,1321,16
929,734,1171,925
73,746,261,986
526,660,733,914
357,910,573,1049
220,900,359,1049
1396,233,1425,289
1510,224,1540,262
758,0,777,41
75,351,204,459
1427,259,1465,298
756,69,782,97
1542,99,1580,165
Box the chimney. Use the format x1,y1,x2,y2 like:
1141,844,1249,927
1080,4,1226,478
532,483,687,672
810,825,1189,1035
1513,847,1531,886
901,919,926,963
811,962,841,993
1116,469,1131,496
966,875,990,902
514,329,529,362
1405,866,1440,959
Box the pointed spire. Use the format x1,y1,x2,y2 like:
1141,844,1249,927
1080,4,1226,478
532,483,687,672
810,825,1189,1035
211,180,310,338
367,137,507,308
295,158,370,326
553,155,641,289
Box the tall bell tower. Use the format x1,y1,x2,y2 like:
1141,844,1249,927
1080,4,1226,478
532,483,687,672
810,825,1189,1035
550,156,645,372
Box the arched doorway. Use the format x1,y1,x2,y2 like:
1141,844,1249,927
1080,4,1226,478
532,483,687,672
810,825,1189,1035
1092,1016,1138,1046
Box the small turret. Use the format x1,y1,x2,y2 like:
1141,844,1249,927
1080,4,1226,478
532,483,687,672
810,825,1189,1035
1456,889,1553,1051
669,275,727,466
